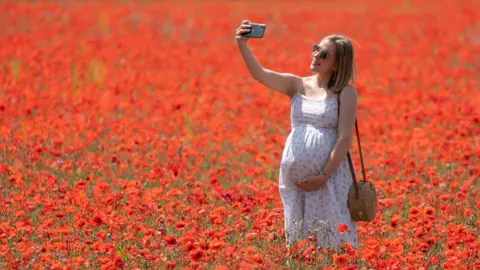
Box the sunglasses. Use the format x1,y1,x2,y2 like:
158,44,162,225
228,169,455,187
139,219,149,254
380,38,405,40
312,44,329,59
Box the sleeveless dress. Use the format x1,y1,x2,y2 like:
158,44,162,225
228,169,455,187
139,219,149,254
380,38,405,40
279,86,359,250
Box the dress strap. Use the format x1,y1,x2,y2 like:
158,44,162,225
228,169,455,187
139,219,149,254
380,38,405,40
295,79,303,94
290,79,303,99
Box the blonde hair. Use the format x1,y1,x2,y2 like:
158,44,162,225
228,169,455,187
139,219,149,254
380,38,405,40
325,34,357,93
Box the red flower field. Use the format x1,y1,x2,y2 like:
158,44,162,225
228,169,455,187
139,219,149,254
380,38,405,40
0,0,479,269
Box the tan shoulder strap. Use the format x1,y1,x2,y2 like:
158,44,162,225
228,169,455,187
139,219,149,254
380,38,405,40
337,93,368,198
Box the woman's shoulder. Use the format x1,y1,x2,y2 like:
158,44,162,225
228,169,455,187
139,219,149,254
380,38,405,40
340,84,358,96
338,84,358,103
302,75,317,82
295,75,316,89
289,75,313,97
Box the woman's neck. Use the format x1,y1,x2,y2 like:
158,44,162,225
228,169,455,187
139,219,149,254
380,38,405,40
315,73,332,88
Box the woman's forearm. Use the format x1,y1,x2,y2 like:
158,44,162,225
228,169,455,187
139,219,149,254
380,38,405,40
237,41,265,80
322,137,353,177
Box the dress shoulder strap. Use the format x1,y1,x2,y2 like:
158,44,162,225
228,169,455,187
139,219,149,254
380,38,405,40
296,79,303,93
294,78,303,95
290,78,303,99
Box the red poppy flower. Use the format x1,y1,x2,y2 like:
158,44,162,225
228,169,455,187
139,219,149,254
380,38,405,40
189,248,204,262
164,236,178,246
338,223,350,233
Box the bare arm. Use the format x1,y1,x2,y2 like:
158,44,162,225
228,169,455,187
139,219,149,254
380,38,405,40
236,21,298,97
322,85,358,177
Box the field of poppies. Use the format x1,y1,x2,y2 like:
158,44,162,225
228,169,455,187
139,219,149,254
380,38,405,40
0,0,479,269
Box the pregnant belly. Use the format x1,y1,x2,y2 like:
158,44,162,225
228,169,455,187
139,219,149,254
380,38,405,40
280,128,336,185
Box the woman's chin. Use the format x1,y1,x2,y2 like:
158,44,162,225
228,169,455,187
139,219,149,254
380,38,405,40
310,65,320,72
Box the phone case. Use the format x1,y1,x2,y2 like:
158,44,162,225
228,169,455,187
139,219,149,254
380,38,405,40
242,23,266,38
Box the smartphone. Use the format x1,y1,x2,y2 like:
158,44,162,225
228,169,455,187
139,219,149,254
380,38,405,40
241,23,266,38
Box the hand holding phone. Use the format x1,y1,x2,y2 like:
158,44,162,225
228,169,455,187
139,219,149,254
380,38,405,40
241,23,266,38
236,20,266,42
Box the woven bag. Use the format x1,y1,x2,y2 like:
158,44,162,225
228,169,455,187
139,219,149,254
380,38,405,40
337,94,377,222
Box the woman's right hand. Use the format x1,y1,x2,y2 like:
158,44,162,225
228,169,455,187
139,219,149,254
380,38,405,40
236,20,252,42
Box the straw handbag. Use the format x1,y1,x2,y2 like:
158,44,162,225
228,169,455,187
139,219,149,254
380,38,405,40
337,94,377,222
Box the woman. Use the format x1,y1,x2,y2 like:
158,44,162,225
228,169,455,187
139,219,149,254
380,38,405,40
236,20,359,250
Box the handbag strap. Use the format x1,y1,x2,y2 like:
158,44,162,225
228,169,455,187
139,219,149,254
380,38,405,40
337,93,368,197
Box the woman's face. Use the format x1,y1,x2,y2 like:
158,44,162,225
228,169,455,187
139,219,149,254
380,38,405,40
310,38,337,75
